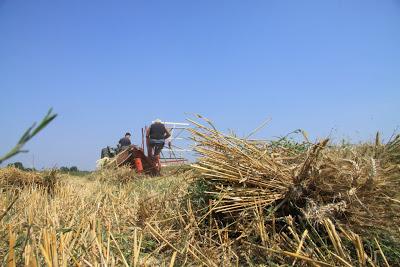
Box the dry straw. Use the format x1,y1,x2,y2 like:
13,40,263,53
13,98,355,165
188,116,400,233
1,116,399,266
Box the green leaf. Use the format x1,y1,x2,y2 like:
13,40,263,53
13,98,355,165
0,108,57,164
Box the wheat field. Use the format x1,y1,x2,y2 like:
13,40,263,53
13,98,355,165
1,120,400,266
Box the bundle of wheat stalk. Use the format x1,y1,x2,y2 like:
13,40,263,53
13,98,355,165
0,167,57,188
188,117,400,233
188,120,298,214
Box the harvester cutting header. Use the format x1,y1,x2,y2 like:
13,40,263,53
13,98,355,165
98,120,189,175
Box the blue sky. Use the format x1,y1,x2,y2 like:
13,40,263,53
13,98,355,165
1,0,399,170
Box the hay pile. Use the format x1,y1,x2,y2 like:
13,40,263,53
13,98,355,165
189,118,400,233
0,167,58,192
0,167,42,187
96,157,112,169
90,165,142,183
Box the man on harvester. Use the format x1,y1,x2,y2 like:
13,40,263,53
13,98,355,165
118,132,132,151
146,119,171,159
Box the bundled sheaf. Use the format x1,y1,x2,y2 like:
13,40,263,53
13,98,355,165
0,167,58,191
189,118,400,232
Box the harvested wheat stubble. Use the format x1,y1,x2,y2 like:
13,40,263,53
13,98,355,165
1,118,399,266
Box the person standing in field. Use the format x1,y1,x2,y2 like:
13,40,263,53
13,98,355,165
118,132,132,150
146,119,171,158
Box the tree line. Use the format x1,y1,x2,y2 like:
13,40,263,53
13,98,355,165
7,162,79,173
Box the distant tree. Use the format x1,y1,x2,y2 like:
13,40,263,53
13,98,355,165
59,166,70,172
69,166,78,172
7,162,25,170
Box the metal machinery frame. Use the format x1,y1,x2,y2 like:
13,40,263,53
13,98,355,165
142,121,191,167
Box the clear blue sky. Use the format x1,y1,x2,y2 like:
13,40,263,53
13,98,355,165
1,0,399,170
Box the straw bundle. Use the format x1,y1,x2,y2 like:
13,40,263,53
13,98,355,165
96,157,112,169
0,167,44,188
189,121,297,214
0,167,59,194
189,118,400,231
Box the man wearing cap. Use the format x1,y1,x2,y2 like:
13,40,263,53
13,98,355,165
146,119,171,158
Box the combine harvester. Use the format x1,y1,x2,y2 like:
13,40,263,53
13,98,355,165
155,122,191,167
99,121,191,175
